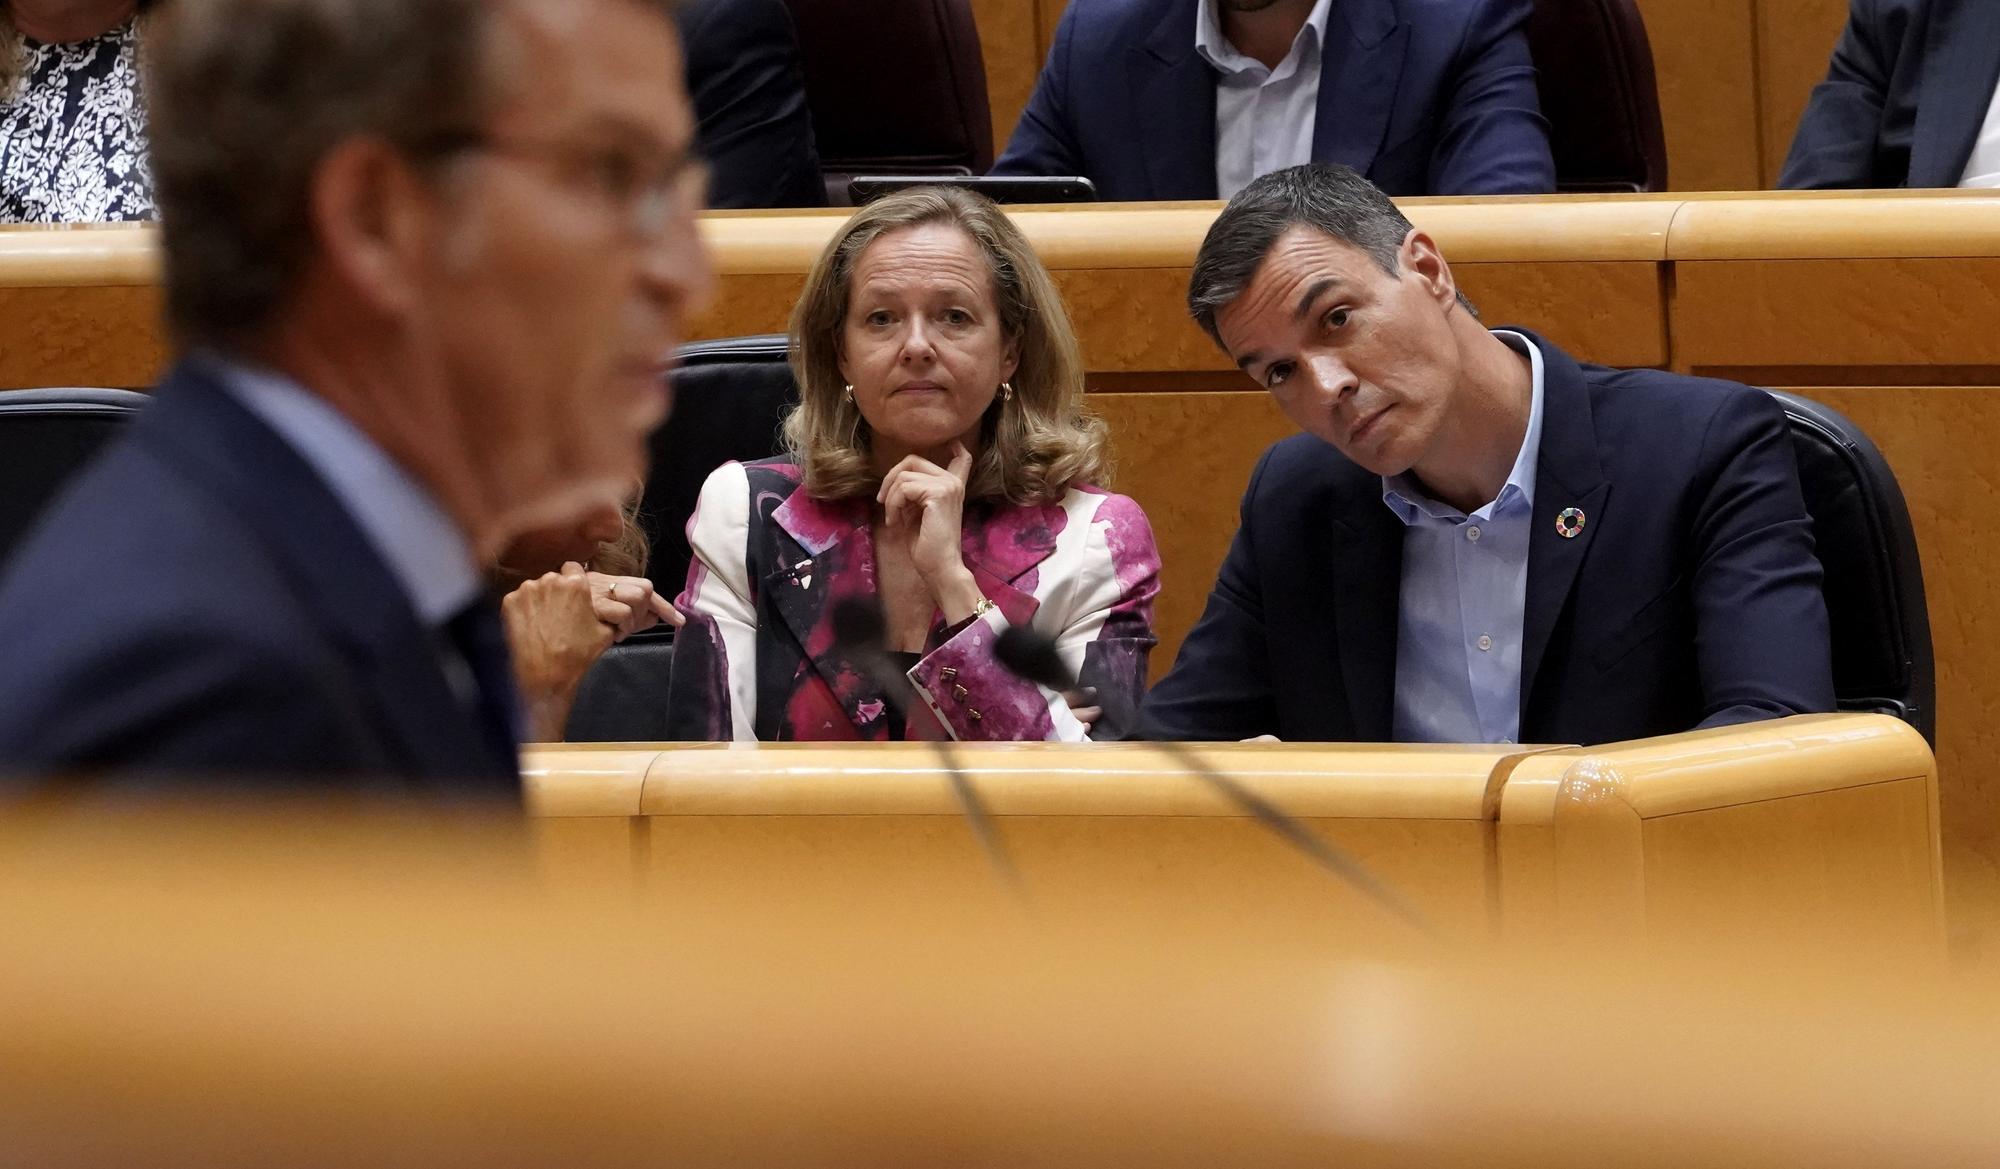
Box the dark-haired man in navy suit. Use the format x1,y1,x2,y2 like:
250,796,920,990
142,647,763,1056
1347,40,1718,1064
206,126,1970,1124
0,0,711,792
992,0,1555,201
1142,165,1835,745
1781,0,2000,188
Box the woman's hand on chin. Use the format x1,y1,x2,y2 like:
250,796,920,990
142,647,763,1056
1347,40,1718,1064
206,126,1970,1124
878,441,987,621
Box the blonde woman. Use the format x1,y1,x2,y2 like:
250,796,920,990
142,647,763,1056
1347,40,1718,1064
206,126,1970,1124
1,1,157,223
669,186,1160,742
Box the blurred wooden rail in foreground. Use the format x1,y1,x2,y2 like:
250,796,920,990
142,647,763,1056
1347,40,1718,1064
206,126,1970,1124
0,714,1973,1168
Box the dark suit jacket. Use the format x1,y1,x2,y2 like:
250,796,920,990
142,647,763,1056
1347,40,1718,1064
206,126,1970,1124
991,0,1556,200
679,0,825,208
0,361,520,795
1142,332,1837,745
1780,0,2000,188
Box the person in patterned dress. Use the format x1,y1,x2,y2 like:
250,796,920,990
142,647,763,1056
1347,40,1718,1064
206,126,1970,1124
0,1,157,223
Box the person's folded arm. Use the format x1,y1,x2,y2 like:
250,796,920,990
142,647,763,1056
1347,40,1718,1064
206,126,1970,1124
990,1,1085,178
1687,391,1838,727
1428,0,1556,195
1778,0,1894,189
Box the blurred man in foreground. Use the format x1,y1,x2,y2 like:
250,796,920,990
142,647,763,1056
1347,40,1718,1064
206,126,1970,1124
1143,164,1835,745
0,0,711,792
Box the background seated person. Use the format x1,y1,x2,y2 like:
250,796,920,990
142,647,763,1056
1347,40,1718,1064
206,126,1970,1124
1781,0,2000,188
668,187,1161,742
498,501,681,742
1142,164,1836,745
0,0,158,223
677,0,823,208
991,0,1555,201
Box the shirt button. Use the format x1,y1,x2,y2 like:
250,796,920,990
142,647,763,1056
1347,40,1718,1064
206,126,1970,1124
1466,526,1482,542
1477,634,1493,651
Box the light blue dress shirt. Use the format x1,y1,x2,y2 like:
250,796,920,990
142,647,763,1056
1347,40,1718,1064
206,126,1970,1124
203,354,483,631
1194,0,1334,200
1383,331,1546,744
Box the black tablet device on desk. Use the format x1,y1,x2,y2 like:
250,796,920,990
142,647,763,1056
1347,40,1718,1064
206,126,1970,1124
847,175,1098,205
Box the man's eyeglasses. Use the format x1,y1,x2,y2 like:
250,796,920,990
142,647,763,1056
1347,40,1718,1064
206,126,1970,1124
418,130,710,239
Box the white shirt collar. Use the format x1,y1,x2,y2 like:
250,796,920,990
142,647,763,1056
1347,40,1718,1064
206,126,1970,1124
202,353,483,628
1194,0,1335,81
1382,330,1548,524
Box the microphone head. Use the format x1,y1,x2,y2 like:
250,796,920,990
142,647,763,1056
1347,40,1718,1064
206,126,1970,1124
830,597,887,654
994,625,1074,690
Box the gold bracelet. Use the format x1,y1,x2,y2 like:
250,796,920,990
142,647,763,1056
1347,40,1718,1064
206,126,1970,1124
969,596,997,620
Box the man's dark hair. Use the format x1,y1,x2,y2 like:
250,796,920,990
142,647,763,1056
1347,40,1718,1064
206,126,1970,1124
1186,163,1475,347
146,0,680,349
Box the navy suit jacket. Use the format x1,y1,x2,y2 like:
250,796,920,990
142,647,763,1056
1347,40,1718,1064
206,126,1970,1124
0,362,520,795
1142,332,1837,745
991,0,1555,200
1780,0,2000,188
679,0,825,208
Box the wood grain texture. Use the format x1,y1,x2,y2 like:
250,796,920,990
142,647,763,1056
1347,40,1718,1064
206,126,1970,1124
1755,0,1853,186
1673,259,2000,371
1632,0,1764,190
0,285,166,390
968,0,1043,158
1793,385,2000,952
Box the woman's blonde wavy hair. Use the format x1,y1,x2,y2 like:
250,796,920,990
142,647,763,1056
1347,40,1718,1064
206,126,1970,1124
783,185,1110,505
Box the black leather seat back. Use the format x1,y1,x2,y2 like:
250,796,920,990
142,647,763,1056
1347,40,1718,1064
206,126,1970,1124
0,388,151,574
642,335,799,601
1529,0,1669,192
562,627,677,743
783,0,992,204
1766,389,1935,742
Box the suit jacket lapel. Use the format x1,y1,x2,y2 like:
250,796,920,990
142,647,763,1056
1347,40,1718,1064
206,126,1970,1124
1311,0,1409,174
1330,476,1402,741
141,365,513,789
765,490,896,735
957,499,1060,628
1909,0,2000,186
1133,0,1220,200
1517,333,1609,720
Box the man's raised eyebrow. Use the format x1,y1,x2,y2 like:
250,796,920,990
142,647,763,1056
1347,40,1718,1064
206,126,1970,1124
1235,349,1264,372
1295,277,1347,320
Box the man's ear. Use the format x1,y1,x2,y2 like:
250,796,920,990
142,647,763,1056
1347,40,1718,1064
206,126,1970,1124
308,137,441,318
1400,229,1458,312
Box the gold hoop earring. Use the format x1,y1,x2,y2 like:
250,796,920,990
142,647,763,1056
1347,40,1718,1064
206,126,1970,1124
1000,382,1014,403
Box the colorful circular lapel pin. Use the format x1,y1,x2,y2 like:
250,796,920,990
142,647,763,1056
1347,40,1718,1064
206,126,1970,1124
1555,507,1587,539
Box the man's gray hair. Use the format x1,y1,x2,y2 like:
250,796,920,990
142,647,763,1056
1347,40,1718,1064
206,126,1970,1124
1186,163,1475,347
145,0,677,347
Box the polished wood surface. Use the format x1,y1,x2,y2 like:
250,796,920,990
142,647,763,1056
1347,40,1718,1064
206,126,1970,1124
1498,715,1942,951
523,715,1938,954
1,794,1990,1167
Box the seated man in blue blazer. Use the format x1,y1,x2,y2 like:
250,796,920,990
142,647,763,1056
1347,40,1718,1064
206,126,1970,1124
1142,164,1835,745
1781,0,2000,188
992,0,1555,201
0,0,711,793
